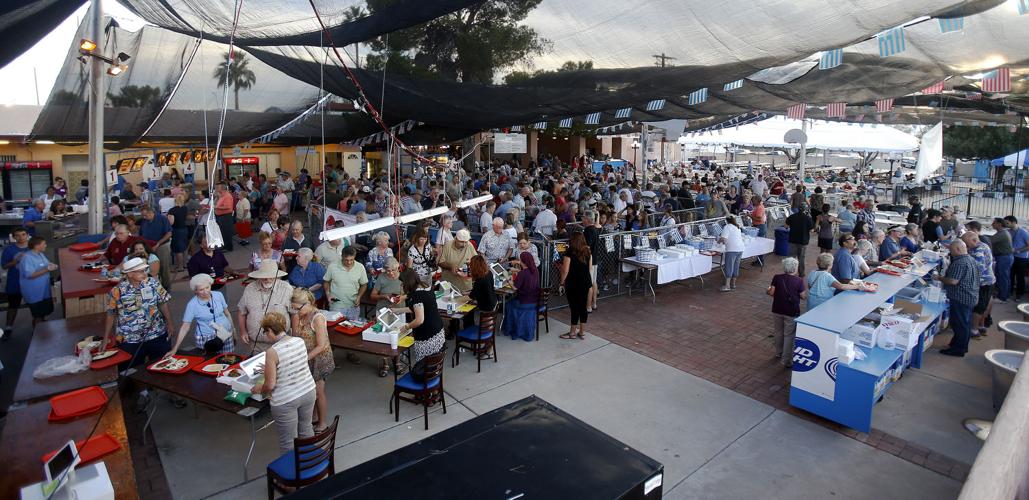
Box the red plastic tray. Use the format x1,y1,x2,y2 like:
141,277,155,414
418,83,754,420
877,268,902,277
79,266,104,273
90,349,131,370
69,242,101,252
80,252,104,261
191,353,247,376
146,355,204,375
335,321,375,336
50,386,108,418
41,433,121,464
213,274,242,286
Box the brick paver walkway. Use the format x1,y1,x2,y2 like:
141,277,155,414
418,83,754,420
552,244,971,482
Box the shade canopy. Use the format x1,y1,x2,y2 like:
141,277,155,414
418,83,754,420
677,116,920,153
992,149,1029,168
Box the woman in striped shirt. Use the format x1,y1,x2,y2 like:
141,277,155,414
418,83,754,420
252,312,318,453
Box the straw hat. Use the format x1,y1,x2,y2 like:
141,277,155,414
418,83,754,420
122,257,148,273
248,260,287,279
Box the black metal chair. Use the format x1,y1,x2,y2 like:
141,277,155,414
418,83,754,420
536,287,551,341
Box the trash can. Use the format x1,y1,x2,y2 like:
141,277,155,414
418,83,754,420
985,349,1023,410
999,321,1029,352
774,227,790,256
1017,303,1029,322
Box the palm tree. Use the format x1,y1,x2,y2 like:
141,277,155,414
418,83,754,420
214,50,257,110
342,5,366,68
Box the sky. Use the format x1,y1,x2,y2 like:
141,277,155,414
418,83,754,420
0,3,145,106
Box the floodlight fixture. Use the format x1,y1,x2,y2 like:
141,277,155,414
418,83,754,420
79,39,97,53
457,194,493,208
107,64,127,76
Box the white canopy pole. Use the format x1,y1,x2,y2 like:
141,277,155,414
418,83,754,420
798,119,808,180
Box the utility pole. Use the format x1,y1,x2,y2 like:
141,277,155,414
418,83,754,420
87,0,104,234
652,53,677,68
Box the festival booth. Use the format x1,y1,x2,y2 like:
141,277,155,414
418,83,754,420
788,253,947,432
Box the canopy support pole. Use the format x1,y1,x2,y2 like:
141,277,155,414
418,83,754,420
798,119,808,181
87,0,104,234
640,124,649,189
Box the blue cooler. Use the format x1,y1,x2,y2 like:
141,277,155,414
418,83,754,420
774,227,790,256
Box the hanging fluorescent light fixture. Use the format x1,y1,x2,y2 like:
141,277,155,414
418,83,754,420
397,206,448,224
457,194,493,208
320,216,396,241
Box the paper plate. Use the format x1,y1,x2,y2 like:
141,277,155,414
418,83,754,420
202,363,227,373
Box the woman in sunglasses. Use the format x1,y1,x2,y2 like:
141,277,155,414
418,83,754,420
167,273,237,357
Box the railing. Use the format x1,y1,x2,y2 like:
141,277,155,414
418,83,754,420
958,353,1029,500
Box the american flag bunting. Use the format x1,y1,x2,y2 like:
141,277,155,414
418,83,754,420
787,103,806,120
723,80,744,91
921,81,945,94
826,102,847,118
819,49,843,70
877,27,906,57
965,92,982,101
615,108,632,119
688,88,708,105
875,98,894,113
646,99,666,111
938,18,964,33
584,112,601,125
981,68,1011,93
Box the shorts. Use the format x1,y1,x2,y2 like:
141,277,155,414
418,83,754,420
7,293,23,310
974,285,993,314
27,298,54,319
589,264,597,285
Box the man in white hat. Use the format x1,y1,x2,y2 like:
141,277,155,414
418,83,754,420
102,256,174,409
438,228,477,292
237,260,294,347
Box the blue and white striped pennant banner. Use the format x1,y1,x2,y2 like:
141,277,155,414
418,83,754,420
1019,0,1029,15
534,121,548,130
723,80,744,91
559,118,573,128
646,99,666,111
510,125,523,132
938,17,964,33
819,49,843,70
687,88,708,105
877,27,906,57
584,112,601,125
615,107,632,119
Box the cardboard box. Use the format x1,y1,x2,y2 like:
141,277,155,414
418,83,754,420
216,352,266,401
842,322,877,349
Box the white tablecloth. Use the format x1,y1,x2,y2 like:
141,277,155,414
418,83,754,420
622,254,713,284
711,237,775,259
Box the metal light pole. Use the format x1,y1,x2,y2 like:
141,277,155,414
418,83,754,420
87,0,105,234
798,119,809,180
640,124,649,189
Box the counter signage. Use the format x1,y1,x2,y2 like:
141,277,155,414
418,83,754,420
790,325,839,401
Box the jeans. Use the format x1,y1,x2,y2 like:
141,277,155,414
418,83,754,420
756,223,767,238
1013,256,1028,298
119,335,171,369
773,314,797,367
790,243,808,276
995,254,1014,301
271,389,316,454
723,251,742,278
947,302,974,355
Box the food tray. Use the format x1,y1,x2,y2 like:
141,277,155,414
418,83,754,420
41,433,121,465
50,386,108,418
69,242,101,252
335,321,375,336
146,355,204,375
90,349,131,370
214,273,242,285
80,251,104,260
75,336,117,355
79,265,104,273
191,353,247,376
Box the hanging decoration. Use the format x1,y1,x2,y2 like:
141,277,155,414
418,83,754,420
877,27,906,57
826,102,847,118
920,81,945,94
615,108,632,119
981,67,1011,93
347,120,421,146
938,17,964,33
646,99,666,111
687,88,709,105
723,80,744,91
787,103,807,120
584,112,601,125
818,49,843,70
559,118,573,127
875,98,894,113
253,93,333,144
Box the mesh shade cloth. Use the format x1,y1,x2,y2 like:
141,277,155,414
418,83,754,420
0,0,85,68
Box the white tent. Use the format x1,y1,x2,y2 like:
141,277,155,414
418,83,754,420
677,116,919,153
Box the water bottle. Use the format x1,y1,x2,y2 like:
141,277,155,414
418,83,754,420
389,332,398,350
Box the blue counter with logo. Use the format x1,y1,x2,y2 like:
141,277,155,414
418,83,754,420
788,269,946,433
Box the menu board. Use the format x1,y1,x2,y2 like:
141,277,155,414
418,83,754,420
130,157,146,172
116,158,133,174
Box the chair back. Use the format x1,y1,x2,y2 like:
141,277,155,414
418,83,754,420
421,351,446,385
292,415,339,485
477,310,497,338
538,287,550,314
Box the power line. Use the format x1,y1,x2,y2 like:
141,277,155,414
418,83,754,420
652,53,677,67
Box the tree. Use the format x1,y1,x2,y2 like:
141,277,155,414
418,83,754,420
214,50,257,110
342,5,367,68
856,151,880,170
943,125,1029,160
363,0,550,84
503,60,593,85
776,147,816,165
106,85,162,108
